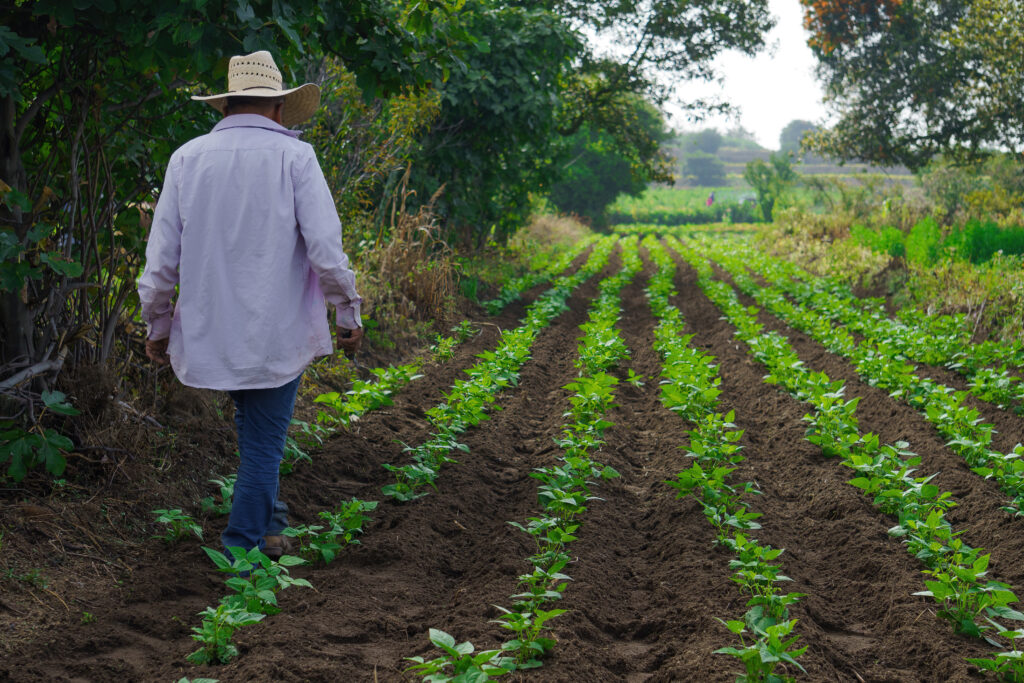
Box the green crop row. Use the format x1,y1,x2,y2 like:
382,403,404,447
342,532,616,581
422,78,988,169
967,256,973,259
381,236,618,503
668,236,1024,675
777,254,1024,374
481,235,599,315
406,237,638,681
699,238,1024,518
643,236,807,682
738,248,1024,413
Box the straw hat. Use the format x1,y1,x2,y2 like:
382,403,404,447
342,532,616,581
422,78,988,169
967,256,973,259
192,51,320,128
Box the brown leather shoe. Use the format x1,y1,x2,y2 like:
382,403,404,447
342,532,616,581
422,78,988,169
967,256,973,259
262,535,293,559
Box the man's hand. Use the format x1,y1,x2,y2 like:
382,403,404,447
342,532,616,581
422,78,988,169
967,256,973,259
337,326,363,359
146,337,170,366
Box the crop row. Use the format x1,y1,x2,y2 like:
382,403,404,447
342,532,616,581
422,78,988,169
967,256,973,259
782,259,1024,374
158,246,606,674
697,237,1024,518
666,235,1024,677
380,236,618,502
737,245,1024,413
643,235,807,682
407,236,639,680
482,235,599,314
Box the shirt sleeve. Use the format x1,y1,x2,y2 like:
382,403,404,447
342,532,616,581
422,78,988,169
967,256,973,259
293,146,362,329
138,154,183,340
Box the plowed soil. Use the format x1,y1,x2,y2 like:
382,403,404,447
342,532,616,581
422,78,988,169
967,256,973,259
1,239,1015,682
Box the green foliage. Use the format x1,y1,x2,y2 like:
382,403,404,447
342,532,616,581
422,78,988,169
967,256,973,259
282,498,377,563
549,97,672,225
779,120,816,155
608,186,763,226
0,423,73,482
744,154,797,222
201,475,236,517
408,1,581,245
187,602,265,665
715,618,807,683
904,217,944,266
152,509,203,543
801,0,1024,168
405,628,511,681
683,152,727,187
850,224,906,258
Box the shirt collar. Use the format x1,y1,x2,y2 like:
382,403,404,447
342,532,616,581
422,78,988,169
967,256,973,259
212,113,303,138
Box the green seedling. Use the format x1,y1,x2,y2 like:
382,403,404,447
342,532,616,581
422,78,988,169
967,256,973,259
493,606,565,669
451,320,479,342
967,624,1024,680
914,554,1024,638
203,546,312,616
283,498,377,563
280,435,312,474
715,617,807,683
200,474,236,516
2,567,48,589
152,508,203,542
405,628,512,681
186,602,265,665
625,369,645,387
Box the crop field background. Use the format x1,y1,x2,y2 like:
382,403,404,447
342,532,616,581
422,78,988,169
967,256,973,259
4,230,1024,681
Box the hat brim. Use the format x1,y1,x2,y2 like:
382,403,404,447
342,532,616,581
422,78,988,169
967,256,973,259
191,83,321,128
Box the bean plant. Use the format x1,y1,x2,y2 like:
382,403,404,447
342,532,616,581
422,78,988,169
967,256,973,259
668,233,1024,665
152,508,203,543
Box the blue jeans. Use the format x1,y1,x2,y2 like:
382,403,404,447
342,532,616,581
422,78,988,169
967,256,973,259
221,373,302,557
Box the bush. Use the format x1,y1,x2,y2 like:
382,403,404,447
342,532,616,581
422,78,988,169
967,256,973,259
851,224,906,258
905,217,944,266
941,220,1024,264
683,153,727,187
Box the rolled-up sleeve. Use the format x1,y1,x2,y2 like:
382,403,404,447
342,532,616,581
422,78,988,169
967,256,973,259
293,146,362,328
138,154,183,340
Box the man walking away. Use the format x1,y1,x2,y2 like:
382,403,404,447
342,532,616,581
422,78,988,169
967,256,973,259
138,51,363,561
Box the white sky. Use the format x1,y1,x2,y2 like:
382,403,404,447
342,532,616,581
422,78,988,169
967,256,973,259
665,0,829,150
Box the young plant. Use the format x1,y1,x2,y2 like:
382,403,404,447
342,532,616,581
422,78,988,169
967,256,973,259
152,508,203,542
203,546,312,616
914,554,1024,638
492,607,565,669
405,628,511,681
200,474,236,516
186,602,265,665
715,617,807,683
967,624,1024,680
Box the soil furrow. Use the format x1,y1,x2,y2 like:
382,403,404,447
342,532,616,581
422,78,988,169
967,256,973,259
0,250,611,682
669,250,993,682
707,260,1024,596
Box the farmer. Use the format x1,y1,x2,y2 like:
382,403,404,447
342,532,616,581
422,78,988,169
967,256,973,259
138,51,363,561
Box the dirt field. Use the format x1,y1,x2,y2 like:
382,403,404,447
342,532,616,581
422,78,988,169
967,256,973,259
3,241,1022,682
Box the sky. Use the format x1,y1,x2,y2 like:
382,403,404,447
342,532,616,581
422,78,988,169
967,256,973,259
665,0,829,150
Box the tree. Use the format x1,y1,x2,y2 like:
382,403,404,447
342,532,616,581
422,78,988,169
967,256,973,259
407,1,581,245
554,0,775,135
684,153,727,187
744,153,797,221
689,129,724,154
779,120,817,155
0,0,469,387
548,96,672,224
799,0,1024,168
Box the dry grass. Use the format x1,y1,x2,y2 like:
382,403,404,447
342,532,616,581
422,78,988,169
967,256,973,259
356,167,458,353
513,213,592,249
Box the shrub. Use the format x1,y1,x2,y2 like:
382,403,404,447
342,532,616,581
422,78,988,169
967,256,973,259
905,217,944,266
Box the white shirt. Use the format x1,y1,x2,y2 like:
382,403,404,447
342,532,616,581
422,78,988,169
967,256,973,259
138,114,361,390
